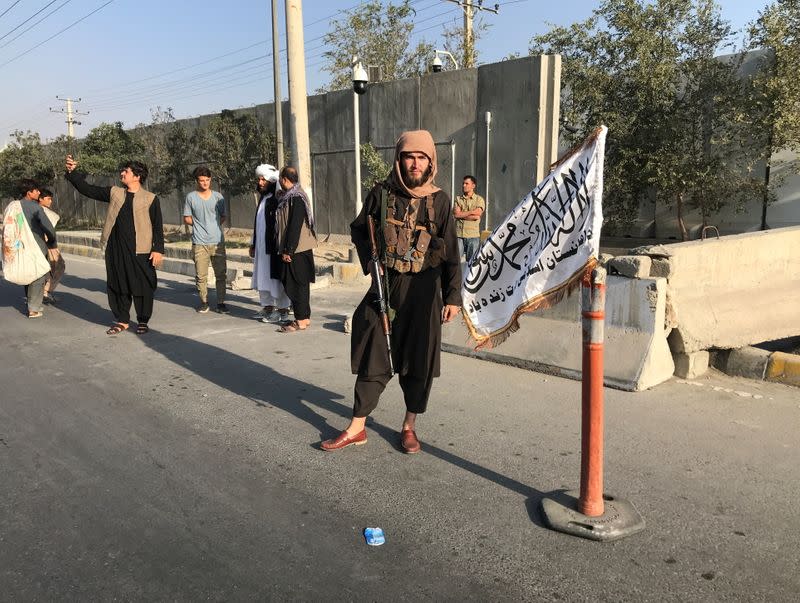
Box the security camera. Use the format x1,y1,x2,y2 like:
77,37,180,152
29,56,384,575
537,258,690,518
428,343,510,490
352,61,368,95
431,55,443,73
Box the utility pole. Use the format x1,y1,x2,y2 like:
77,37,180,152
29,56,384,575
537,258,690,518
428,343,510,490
49,96,88,139
285,0,312,202
463,1,473,68
443,0,499,68
271,0,284,167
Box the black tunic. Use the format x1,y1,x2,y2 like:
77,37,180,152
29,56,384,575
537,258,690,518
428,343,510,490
66,172,164,295
350,184,462,378
278,196,316,287
253,192,283,277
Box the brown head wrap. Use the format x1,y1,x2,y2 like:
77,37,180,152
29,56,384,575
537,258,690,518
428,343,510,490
388,130,441,199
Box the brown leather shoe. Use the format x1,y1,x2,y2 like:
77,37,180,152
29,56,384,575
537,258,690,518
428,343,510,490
320,429,367,451
400,429,421,454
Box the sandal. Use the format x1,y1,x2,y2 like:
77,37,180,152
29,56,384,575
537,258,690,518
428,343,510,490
136,323,150,335
277,320,308,333
106,323,129,335
28,311,43,319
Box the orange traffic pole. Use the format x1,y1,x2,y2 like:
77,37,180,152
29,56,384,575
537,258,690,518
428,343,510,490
579,266,606,517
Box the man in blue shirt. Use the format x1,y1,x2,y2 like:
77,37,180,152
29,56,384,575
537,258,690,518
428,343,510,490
183,166,228,313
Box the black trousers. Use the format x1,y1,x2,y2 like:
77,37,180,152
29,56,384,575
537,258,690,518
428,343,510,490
108,288,154,324
353,372,435,418
284,278,311,320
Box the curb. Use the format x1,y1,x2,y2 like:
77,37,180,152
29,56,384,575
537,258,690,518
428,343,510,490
57,232,366,287
765,351,800,387
715,347,800,388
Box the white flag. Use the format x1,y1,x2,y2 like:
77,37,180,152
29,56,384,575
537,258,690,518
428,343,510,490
462,126,607,349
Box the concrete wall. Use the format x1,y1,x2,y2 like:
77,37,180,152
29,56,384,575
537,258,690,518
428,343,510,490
440,226,800,391
308,55,556,234
442,274,674,391
631,226,800,354
641,50,800,238
4,55,558,236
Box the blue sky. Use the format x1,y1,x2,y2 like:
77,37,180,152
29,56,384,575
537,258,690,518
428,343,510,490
0,0,764,146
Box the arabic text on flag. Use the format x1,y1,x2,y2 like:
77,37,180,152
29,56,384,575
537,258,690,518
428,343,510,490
462,126,607,349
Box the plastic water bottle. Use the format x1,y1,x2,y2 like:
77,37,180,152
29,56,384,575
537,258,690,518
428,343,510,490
363,527,385,546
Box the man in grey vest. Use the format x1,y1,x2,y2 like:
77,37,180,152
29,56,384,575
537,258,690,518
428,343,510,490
274,166,317,333
65,155,164,335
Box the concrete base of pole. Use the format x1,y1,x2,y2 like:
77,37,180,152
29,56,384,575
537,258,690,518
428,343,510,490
540,490,645,542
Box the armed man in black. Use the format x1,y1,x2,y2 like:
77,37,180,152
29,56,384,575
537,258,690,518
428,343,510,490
321,130,462,454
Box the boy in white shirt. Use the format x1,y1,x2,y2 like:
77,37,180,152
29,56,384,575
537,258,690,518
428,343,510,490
37,189,65,305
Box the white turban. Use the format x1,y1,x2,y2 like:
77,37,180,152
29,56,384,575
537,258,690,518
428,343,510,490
255,163,279,182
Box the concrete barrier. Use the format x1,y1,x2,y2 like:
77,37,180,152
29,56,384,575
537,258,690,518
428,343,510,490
631,226,800,354
443,275,674,391
56,231,363,286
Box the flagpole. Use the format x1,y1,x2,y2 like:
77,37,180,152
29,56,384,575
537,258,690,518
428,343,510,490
484,111,491,232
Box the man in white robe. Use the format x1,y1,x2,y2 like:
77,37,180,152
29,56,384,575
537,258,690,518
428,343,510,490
249,164,291,322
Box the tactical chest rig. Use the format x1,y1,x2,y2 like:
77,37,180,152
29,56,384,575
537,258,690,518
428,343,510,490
380,189,438,274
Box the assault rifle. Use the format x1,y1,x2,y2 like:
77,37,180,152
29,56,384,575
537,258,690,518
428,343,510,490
367,215,394,376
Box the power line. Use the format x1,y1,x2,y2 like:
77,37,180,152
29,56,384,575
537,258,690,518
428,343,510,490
90,62,275,111
0,1,23,21
0,0,72,50
5,0,468,135
0,0,116,69
83,1,366,95
91,11,452,112
0,0,60,43
85,40,268,94
92,73,276,116
89,54,270,104
85,0,430,99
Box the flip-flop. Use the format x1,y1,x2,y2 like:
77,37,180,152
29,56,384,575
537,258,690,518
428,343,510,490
28,311,43,319
277,321,308,333
136,323,150,335
106,323,129,335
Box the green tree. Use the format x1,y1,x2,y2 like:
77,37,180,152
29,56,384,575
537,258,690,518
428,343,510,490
530,0,762,238
130,107,175,194
321,0,434,91
130,107,195,196
159,121,195,198
0,130,52,199
42,134,72,178
192,110,276,200
360,142,391,189
746,0,800,228
441,16,490,69
80,122,144,175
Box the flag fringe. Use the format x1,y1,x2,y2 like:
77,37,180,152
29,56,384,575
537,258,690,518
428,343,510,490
549,126,605,173
465,257,598,350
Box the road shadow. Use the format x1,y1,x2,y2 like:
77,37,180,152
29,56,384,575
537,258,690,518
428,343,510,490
39,271,549,521
0,268,546,527
0,278,27,314
46,290,111,326
141,330,348,438
60,273,107,293
526,489,569,530
139,329,546,520
321,312,348,333
58,272,261,321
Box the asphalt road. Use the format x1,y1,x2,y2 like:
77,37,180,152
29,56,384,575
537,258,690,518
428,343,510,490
1,254,799,601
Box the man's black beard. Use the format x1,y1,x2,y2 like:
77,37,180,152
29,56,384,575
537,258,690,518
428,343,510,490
401,165,432,189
